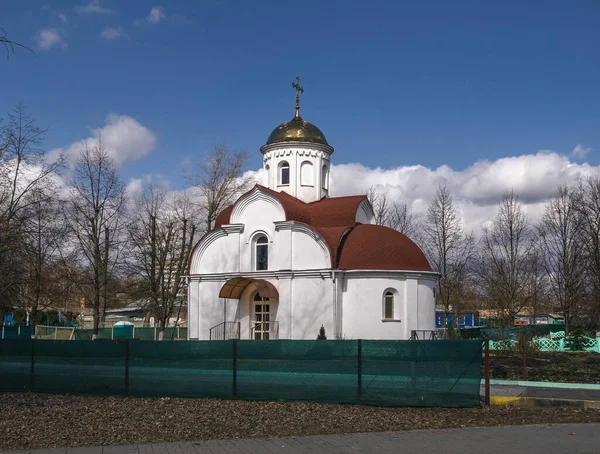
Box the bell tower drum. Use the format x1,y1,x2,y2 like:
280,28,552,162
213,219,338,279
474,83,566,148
260,77,334,203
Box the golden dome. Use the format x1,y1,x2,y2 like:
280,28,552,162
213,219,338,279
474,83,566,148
266,112,329,145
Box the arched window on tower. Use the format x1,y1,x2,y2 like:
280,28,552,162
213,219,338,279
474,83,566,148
322,164,329,190
255,235,269,271
279,161,290,186
383,291,394,320
300,161,314,186
265,164,270,187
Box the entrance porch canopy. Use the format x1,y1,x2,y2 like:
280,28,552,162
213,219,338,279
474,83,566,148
218,277,279,300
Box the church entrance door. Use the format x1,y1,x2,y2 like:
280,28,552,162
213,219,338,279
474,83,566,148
253,293,271,340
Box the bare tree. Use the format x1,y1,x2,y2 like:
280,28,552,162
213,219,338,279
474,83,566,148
127,187,198,340
365,186,416,238
0,105,62,307
573,177,600,329
479,191,534,326
538,186,585,335
420,184,475,327
187,143,252,232
21,189,67,337
1,27,33,59
64,139,125,339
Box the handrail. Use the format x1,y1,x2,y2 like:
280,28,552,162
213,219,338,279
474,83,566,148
209,321,240,340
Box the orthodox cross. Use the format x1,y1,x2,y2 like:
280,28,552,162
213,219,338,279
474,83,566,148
292,76,304,117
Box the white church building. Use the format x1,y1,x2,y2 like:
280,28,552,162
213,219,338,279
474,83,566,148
187,80,438,341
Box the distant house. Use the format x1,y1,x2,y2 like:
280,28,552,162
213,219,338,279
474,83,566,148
435,311,480,329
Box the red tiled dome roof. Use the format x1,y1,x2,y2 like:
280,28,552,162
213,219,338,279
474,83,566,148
337,224,431,271
207,185,431,272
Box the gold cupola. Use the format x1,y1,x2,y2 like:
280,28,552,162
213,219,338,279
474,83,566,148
265,77,329,146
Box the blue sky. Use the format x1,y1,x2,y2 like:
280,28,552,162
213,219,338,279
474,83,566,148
1,0,599,190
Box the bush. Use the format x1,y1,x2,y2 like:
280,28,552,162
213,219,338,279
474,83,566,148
12,309,27,326
565,325,595,351
44,310,59,325
317,325,327,340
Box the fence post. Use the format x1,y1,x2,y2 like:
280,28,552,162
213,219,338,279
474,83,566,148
522,331,527,381
357,339,363,399
232,339,238,398
484,339,490,406
30,339,35,392
124,340,130,396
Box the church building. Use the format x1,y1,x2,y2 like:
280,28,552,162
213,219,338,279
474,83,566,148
187,79,437,340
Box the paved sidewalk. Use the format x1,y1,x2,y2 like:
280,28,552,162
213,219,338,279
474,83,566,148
6,424,600,454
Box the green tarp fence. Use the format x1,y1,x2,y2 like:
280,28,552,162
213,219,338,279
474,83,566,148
460,325,565,340
1,326,31,339
0,339,482,407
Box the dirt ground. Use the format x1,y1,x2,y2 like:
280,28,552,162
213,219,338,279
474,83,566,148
1,393,600,451
490,351,600,383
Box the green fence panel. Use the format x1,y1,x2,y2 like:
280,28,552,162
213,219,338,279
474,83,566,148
236,340,359,404
0,339,32,392
128,340,234,398
133,328,156,340
31,340,127,395
113,325,134,340
73,328,113,340
360,340,482,407
0,339,482,407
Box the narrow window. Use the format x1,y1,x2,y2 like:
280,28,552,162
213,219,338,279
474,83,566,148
321,164,329,190
265,164,270,186
384,291,394,320
255,235,268,270
280,162,290,186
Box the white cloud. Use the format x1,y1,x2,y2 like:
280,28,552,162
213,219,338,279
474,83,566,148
58,13,68,24
47,114,158,168
306,149,600,236
147,6,166,24
76,0,113,15
572,144,592,159
101,26,128,40
36,27,66,50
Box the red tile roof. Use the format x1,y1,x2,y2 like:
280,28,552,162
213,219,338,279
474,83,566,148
338,224,431,271
209,185,431,272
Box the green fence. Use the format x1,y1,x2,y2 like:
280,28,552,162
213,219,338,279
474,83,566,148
461,325,565,340
71,327,187,340
0,339,482,407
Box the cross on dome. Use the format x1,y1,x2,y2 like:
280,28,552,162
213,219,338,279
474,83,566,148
292,76,304,119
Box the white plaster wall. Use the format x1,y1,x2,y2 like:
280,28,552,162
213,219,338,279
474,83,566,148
190,280,228,340
193,234,239,274
418,280,437,331
189,276,331,340
290,277,334,339
234,198,285,227
291,229,330,270
342,274,436,340
263,147,331,203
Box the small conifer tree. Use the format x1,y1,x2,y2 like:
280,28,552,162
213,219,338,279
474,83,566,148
317,325,327,340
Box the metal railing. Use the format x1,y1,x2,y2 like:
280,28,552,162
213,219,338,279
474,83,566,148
410,329,447,340
251,320,279,340
209,321,240,340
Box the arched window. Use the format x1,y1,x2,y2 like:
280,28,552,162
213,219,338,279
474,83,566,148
383,291,394,320
265,164,270,187
300,161,314,186
321,164,329,190
279,161,290,186
255,235,268,270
